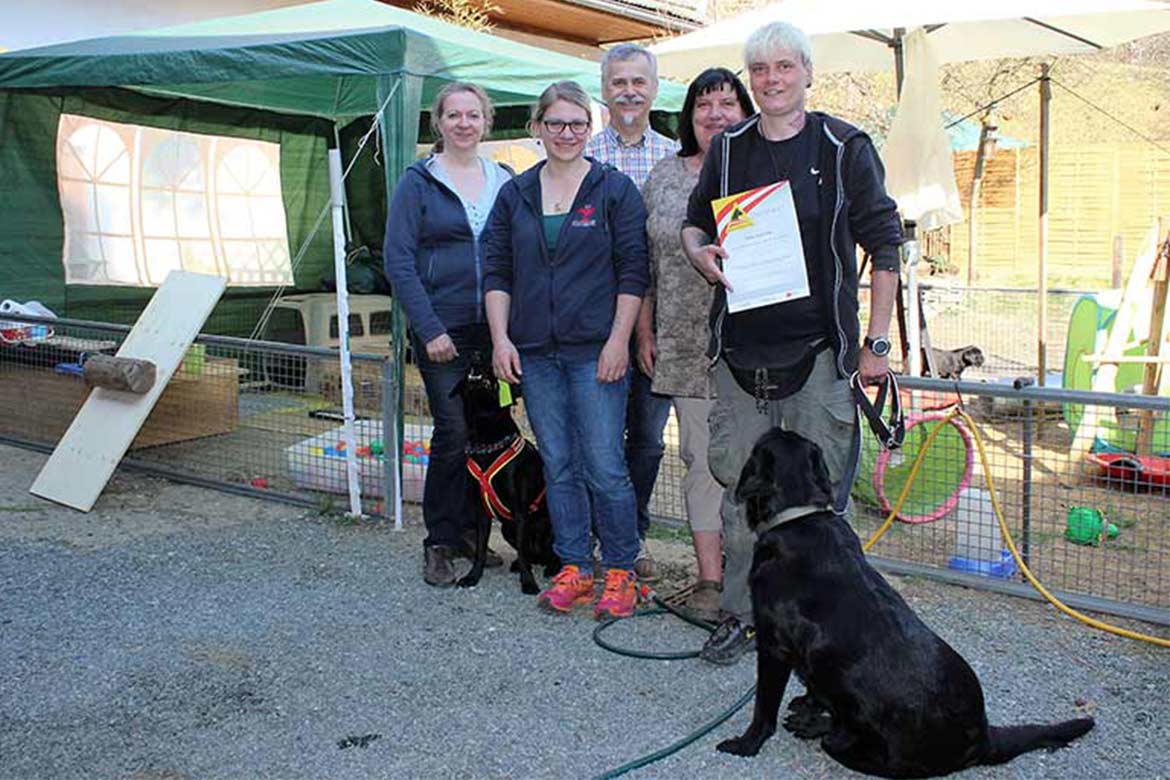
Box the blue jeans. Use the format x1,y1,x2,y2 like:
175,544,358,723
519,353,639,571
413,326,492,549
627,366,672,538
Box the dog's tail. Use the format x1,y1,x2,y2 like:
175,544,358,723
982,718,1094,765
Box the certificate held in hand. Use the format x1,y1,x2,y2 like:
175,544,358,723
712,181,809,313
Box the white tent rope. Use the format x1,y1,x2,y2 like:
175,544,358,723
246,80,401,346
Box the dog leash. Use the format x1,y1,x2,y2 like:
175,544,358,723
834,370,905,516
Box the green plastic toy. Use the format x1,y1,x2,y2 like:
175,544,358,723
1065,507,1119,546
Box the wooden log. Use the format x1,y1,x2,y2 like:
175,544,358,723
83,354,157,394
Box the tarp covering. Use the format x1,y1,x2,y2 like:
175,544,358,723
881,30,963,230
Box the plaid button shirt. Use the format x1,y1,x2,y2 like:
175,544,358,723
585,125,679,191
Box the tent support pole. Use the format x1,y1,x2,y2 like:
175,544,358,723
328,148,364,518
376,73,423,531
1038,63,1051,386
333,124,354,244
893,27,906,97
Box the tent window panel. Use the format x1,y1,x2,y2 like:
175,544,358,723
99,236,138,284
183,242,220,277
55,114,293,288
174,193,210,239
217,195,254,239
59,180,100,233
95,184,132,236
144,239,182,285
141,190,177,235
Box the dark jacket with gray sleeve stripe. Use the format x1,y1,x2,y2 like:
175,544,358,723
685,112,903,377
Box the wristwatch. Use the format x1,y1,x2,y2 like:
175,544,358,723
864,334,892,358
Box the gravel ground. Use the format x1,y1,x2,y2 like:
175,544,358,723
1,443,1167,780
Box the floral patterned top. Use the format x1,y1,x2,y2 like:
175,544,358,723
642,154,716,399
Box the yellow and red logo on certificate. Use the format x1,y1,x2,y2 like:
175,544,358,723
712,181,786,244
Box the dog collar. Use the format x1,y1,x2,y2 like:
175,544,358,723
756,504,831,535
466,433,519,456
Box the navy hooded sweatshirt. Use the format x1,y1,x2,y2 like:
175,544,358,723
482,159,649,360
382,156,510,345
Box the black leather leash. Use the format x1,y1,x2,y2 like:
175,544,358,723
834,370,906,516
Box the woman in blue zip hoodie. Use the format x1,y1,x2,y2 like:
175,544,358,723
482,81,650,620
383,82,512,587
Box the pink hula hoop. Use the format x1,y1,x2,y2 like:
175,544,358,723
873,412,974,525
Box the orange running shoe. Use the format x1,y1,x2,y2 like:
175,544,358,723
536,565,595,613
594,568,637,620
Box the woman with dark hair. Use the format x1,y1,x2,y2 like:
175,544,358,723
383,82,512,587
636,68,753,621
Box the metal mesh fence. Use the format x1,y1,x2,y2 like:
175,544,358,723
852,379,1168,624
1,312,1166,623
866,284,1088,378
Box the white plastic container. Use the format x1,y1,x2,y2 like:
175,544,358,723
953,487,999,562
285,419,431,503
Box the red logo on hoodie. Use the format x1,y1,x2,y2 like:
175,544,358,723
571,204,597,228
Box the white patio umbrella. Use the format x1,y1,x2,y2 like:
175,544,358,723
651,0,1170,82
651,0,1170,383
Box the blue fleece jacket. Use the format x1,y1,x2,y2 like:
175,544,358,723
382,156,510,345
482,159,649,360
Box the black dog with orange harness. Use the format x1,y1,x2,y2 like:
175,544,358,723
450,360,560,593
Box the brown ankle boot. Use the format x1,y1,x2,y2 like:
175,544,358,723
423,545,456,587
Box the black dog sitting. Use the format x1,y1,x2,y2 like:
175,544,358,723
449,361,559,594
716,429,1094,778
929,344,985,380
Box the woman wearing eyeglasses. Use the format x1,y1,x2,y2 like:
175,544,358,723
482,80,650,620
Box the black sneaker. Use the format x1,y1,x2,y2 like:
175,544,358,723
699,616,756,666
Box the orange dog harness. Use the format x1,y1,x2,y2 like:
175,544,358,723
466,435,546,522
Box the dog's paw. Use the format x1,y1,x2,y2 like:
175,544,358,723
783,708,831,740
510,560,523,573
456,575,481,589
520,580,540,595
716,737,761,757
786,694,818,714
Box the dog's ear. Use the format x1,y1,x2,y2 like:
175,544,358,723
448,377,467,399
734,444,776,506
802,441,835,507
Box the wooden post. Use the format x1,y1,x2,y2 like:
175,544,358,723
1135,220,1169,456
1037,64,1051,387
968,120,992,287
82,355,157,394
1112,234,1124,289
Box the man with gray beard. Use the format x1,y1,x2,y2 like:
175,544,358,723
585,44,678,582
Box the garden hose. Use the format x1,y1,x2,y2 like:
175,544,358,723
590,596,754,779
592,607,703,660
590,685,757,780
864,406,1170,649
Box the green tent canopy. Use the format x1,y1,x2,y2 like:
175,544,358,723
0,0,684,319
0,0,686,116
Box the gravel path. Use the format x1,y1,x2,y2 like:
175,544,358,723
1,443,1167,780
